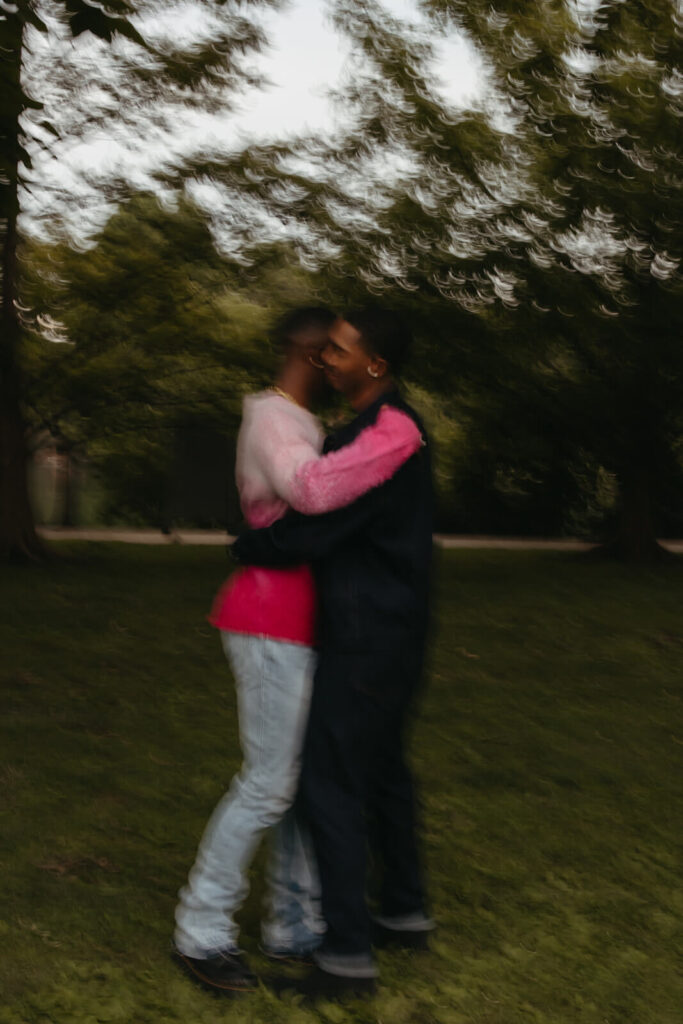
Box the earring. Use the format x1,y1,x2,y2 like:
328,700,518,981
367,366,380,378
309,354,325,369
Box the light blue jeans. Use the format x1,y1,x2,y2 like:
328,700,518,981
174,632,324,957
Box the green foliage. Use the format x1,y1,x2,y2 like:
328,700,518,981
1,546,682,1022
1,0,284,557
25,193,259,425
20,195,327,522
403,0,683,547
190,0,682,552
6,0,683,551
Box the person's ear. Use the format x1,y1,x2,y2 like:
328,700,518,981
366,356,388,379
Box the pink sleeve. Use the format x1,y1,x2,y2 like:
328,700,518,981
288,405,423,515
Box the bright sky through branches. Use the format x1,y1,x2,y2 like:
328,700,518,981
227,0,482,142
28,0,483,242
75,0,481,159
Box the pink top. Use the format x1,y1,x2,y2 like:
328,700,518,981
210,393,422,645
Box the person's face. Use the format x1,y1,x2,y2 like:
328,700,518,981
320,318,384,397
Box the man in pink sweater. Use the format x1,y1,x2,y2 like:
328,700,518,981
173,308,423,994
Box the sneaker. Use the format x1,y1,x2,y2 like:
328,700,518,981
259,944,317,966
269,964,377,1002
372,921,432,951
172,947,258,995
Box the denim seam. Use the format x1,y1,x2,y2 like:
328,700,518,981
254,637,269,767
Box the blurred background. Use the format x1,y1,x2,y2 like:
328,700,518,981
2,0,682,560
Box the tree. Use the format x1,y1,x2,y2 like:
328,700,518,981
1,0,278,560
199,0,682,558
23,194,322,524
421,0,683,559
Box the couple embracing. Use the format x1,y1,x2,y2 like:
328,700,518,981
173,307,435,1001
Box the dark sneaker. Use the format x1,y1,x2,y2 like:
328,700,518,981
269,965,377,1002
259,944,317,966
372,922,432,951
172,948,258,995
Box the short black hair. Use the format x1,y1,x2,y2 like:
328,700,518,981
273,306,336,349
344,307,412,377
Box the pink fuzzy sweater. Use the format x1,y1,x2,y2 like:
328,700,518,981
210,391,422,644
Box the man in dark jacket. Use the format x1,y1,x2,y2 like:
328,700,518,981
232,309,434,999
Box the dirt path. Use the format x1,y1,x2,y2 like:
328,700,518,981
36,527,683,552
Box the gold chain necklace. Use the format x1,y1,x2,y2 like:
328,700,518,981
269,386,305,409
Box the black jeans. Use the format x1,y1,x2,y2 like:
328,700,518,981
300,644,428,959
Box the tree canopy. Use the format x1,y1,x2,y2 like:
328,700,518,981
3,0,683,558
195,0,682,555
1,0,281,558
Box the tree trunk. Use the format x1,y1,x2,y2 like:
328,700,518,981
0,378,44,561
0,9,44,561
59,447,79,528
601,464,667,563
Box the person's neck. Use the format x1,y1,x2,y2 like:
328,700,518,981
274,365,315,410
349,378,394,412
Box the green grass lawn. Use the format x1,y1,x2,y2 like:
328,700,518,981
1,545,682,1024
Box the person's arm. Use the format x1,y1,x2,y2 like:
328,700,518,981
254,401,422,515
231,488,379,567
287,405,422,514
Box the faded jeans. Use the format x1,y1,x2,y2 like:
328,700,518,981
174,632,324,957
